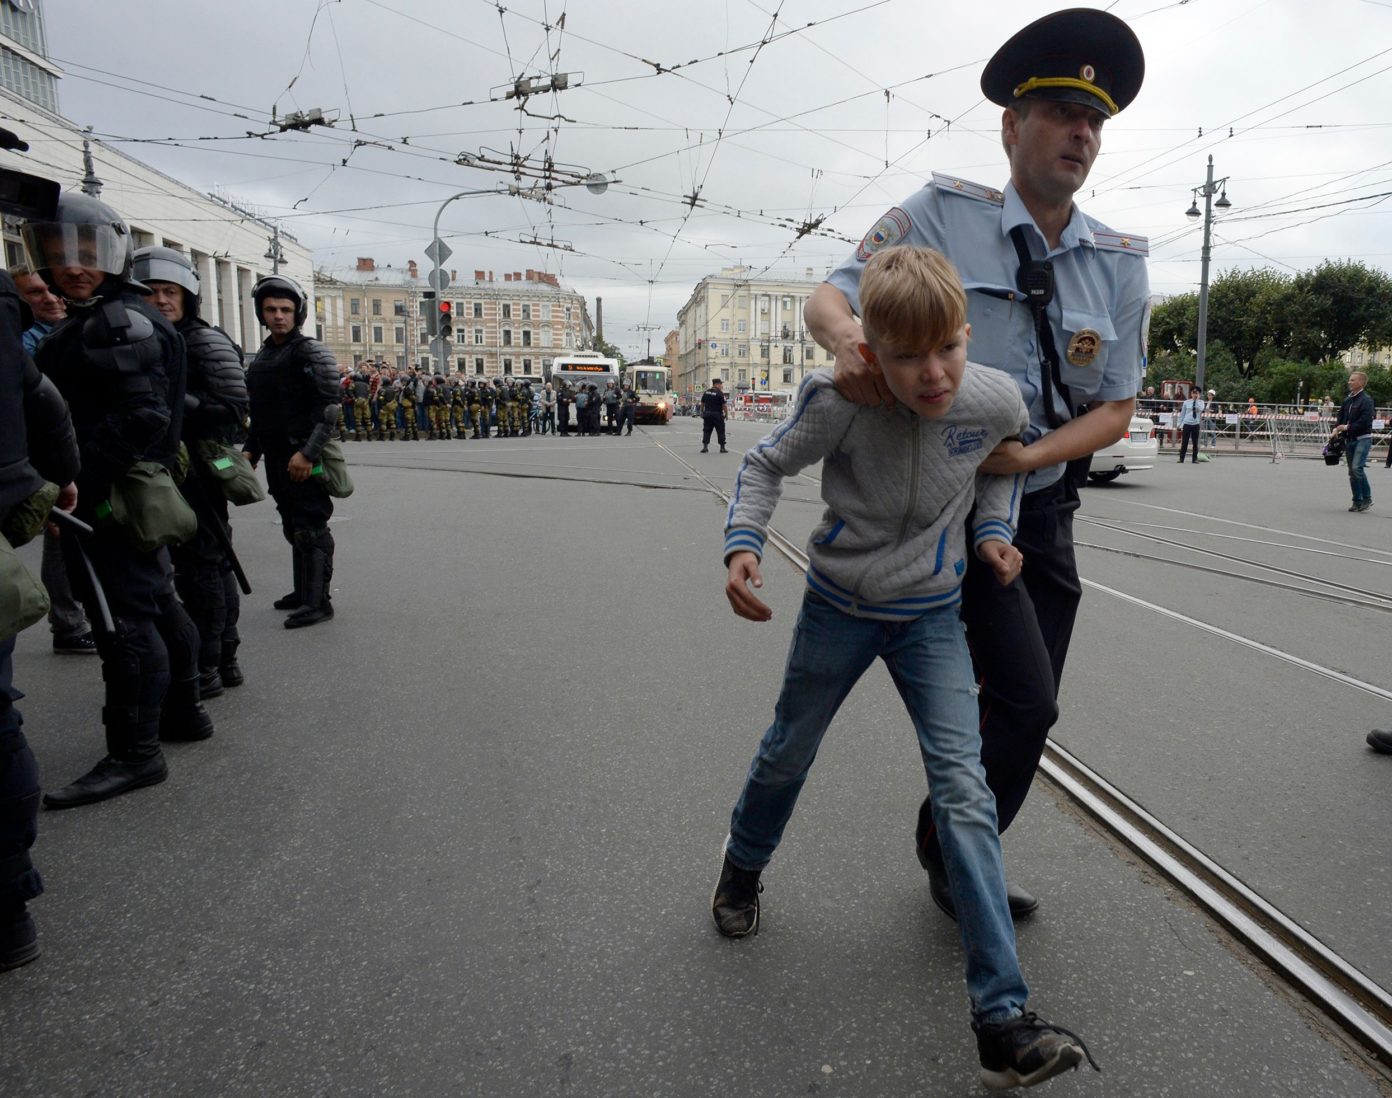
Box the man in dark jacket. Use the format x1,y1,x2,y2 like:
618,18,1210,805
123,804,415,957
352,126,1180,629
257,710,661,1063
1333,370,1375,513
133,246,250,694
244,274,341,627
700,378,728,452
26,193,212,809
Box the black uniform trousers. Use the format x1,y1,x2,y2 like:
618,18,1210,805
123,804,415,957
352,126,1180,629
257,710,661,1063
951,476,1082,837
172,467,239,671
60,527,197,759
702,415,727,448
0,637,41,911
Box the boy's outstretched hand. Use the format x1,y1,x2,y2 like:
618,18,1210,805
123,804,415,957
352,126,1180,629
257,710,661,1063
978,541,1023,587
726,551,773,621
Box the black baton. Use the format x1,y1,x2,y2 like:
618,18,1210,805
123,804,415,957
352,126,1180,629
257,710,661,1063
48,508,115,636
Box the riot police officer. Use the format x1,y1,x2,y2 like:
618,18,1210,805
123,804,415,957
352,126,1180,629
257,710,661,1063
243,275,340,628
1,242,80,967
375,370,398,441
132,246,250,696
351,366,372,441
26,193,213,808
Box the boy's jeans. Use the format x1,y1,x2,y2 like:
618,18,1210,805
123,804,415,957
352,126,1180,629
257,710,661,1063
726,591,1028,1023
1346,436,1373,505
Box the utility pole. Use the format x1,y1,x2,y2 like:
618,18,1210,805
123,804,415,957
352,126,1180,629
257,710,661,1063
265,225,284,274
1185,155,1233,392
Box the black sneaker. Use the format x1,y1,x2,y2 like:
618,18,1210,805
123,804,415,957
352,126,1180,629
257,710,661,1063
974,1011,1098,1090
711,852,762,938
53,632,97,655
1367,729,1392,755
0,907,39,972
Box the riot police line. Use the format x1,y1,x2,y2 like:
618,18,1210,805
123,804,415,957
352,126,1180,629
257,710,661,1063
335,367,645,440
0,150,350,972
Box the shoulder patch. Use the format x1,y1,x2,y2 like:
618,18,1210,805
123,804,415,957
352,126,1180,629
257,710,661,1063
1092,230,1149,257
931,173,1005,206
856,207,912,261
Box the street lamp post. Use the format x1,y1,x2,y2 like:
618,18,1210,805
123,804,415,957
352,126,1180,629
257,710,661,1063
428,174,612,380
1185,155,1232,392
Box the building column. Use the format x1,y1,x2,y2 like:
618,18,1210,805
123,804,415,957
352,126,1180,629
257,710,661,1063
216,259,241,349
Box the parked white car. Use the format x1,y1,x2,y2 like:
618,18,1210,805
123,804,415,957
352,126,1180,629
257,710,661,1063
1087,414,1158,484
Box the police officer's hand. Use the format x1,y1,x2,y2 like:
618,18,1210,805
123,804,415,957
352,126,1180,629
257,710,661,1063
56,481,77,513
832,343,895,409
288,451,314,483
726,551,773,622
978,540,1023,587
979,439,1030,475
242,451,259,470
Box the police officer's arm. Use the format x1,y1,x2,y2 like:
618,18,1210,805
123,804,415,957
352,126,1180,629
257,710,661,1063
980,397,1135,475
184,327,249,437
290,342,343,481
805,282,895,408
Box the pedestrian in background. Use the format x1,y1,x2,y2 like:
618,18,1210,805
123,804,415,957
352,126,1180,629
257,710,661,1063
12,264,93,656
1176,385,1204,464
1332,370,1374,513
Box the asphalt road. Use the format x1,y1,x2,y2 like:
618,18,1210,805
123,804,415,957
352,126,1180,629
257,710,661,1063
3,418,1389,1096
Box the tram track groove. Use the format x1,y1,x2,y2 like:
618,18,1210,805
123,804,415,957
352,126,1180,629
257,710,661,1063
654,440,1392,1074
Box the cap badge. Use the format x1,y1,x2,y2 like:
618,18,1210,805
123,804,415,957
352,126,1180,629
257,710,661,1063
1080,63,1096,82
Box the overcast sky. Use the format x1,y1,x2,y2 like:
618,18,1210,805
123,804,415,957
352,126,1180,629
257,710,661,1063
41,0,1392,359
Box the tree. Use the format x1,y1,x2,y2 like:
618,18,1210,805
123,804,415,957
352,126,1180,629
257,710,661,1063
591,336,626,370
1147,293,1197,360
1285,261,1392,364
1204,268,1289,376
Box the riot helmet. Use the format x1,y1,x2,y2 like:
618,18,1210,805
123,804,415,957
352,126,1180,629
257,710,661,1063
132,245,200,315
22,191,137,292
252,273,308,327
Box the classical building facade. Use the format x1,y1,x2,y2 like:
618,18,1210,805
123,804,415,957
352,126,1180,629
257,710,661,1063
674,267,834,398
0,1,311,354
314,261,594,376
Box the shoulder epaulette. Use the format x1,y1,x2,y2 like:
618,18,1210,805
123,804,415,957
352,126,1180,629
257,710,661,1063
1091,229,1149,257
931,172,1006,206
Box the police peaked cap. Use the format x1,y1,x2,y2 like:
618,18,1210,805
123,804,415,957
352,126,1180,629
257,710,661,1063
981,8,1144,118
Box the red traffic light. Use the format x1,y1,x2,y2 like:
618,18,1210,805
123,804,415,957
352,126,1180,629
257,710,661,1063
439,301,452,314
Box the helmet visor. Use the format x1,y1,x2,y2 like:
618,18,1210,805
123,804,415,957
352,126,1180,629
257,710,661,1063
22,221,127,277
133,254,199,295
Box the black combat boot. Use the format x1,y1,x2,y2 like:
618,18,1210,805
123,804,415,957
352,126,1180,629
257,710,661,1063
198,665,224,699
160,673,216,742
0,904,39,971
285,531,335,629
219,639,244,689
273,545,305,610
45,699,168,809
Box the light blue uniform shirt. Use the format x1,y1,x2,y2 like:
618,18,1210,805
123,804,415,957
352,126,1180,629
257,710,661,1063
827,174,1151,492
21,320,53,357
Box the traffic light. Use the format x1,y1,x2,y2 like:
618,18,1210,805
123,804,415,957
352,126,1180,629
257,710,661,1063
422,290,437,337
439,300,453,341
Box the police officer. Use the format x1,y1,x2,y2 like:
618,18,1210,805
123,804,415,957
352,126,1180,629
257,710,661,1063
450,374,469,439
1,240,79,967
557,381,573,436
243,274,340,628
27,193,214,808
133,246,250,696
699,378,728,452
471,379,491,439
351,365,372,441
806,8,1148,919
398,368,420,440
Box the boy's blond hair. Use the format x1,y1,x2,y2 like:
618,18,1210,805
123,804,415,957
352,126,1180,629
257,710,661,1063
859,246,966,354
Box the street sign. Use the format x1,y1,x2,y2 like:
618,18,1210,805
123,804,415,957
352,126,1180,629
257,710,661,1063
429,269,451,292
424,238,452,265
429,338,452,358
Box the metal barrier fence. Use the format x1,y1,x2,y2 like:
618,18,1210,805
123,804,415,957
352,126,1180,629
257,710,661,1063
1141,400,1392,461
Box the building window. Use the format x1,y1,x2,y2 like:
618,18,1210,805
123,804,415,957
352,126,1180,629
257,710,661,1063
474,328,484,345
502,329,512,346
782,346,793,364
720,320,729,332
541,303,551,321
350,299,361,316
394,327,404,344
371,299,381,316
522,358,532,371
783,368,794,384
738,344,748,358
475,358,485,374
397,355,405,369
737,319,746,333
372,326,383,343
804,346,816,362
522,330,531,347
738,369,748,383
521,303,530,320
502,357,513,372
351,325,362,343
542,329,553,346
502,303,512,320
472,301,483,318
759,344,769,359
394,300,405,316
